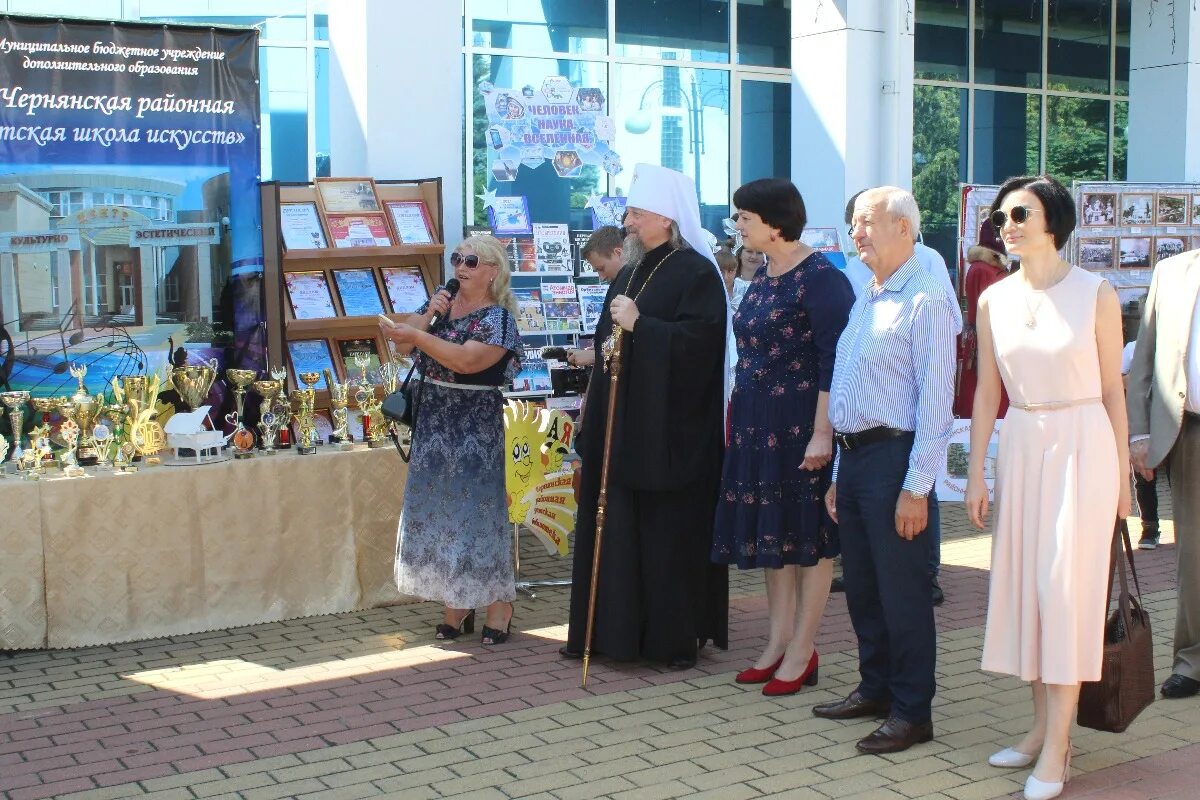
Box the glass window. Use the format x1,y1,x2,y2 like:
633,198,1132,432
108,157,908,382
259,46,310,182
470,0,607,54
1048,0,1111,93
740,79,790,184
972,90,1040,184
470,55,607,229
913,86,967,271
1046,96,1109,181
616,0,730,64
1115,0,1130,96
1113,101,1127,180
915,0,970,81
975,0,1044,88
315,47,331,177
613,63,730,231
315,14,329,41
737,0,790,68
7,0,122,16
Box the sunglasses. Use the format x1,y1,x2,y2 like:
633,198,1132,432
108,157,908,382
449,252,482,268
989,206,1042,229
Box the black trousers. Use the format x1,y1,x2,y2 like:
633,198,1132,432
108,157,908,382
836,433,937,724
1135,472,1159,530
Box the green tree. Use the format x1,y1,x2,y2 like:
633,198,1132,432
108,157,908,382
912,85,964,230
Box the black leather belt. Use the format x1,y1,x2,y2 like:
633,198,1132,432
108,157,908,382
834,426,911,452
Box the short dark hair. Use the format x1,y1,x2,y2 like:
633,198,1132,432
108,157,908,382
582,225,623,258
992,175,1076,250
732,178,807,241
845,190,866,225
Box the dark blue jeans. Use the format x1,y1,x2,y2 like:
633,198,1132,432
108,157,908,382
836,433,937,724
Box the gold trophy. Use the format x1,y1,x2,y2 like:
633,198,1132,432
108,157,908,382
294,371,320,455
252,379,282,455
21,423,52,480
353,353,387,448
269,367,293,449
324,369,353,449
1,390,30,468
171,358,219,414
56,398,87,477
29,397,58,466
119,375,150,409
68,364,102,466
225,368,258,459
113,373,165,464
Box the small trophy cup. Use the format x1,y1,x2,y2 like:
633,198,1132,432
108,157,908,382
269,367,293,448
324,369,353,449
252,379,282,455
294,371,320,455
29,397,58,465
353,381,388,449
1,390,30,456
68,364,102,466
172,358,219,414
21,424,51,480
225,368,258,459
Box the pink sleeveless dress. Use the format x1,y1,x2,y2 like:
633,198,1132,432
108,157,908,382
980,267,1119,684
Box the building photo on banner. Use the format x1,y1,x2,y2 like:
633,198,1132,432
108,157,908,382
0,15,263,411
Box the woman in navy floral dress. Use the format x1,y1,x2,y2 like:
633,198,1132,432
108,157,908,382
713,179,855,695
379,235,523,645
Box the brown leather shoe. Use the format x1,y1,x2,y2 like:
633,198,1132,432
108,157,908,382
855,716,934,754
812,690,891,720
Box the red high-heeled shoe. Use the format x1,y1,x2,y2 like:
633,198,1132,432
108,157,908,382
736,654,785,684
762,650,819,696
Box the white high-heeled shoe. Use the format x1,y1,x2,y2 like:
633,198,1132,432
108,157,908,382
989,747,1037,768
1023,750,1070,800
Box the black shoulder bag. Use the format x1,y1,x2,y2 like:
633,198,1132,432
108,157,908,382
381,355,424,462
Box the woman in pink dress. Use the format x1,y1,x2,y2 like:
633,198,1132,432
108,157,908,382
965,175,1130,800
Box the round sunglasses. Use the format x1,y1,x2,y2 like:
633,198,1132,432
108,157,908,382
989,205,1042,230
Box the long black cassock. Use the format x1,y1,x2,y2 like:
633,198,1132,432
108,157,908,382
566,241,729,665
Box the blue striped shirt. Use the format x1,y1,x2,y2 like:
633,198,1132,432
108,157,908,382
829,254,956,494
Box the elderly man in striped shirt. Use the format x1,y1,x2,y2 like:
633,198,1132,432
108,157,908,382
812,186,957,755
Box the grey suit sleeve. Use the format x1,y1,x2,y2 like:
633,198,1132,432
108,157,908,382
1126,265,1160,437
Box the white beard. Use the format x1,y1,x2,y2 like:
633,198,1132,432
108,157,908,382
622,234,646,267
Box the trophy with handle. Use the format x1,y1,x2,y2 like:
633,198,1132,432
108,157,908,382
324,369,353,448
56,398,86,477
353,354,387,447
225,368,259,458
1,390,30,468
294,371,320,455
68,364,102,466
252,379,282,454
172,358,219,416
269,367,293,448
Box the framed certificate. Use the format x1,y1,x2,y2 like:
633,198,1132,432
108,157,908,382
279,202,328,250
385,200,437,244
284,271,337,319
487,195,533,235
326,213,394,248
332,269,385,316
381,266,430,312
315,177,382,213
287,339,336,389
337,337,384,383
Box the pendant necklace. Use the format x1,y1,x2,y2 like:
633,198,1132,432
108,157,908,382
1022,262,1070,329
601,248,677,372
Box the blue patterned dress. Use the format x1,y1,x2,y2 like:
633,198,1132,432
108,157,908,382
711,253,854,569
395,305,523,608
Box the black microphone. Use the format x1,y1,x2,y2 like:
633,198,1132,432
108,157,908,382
429,278,460,330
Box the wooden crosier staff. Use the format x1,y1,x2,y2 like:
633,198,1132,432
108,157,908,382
581,328,627,687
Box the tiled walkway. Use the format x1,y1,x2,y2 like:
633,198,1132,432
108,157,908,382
1,483,1196,800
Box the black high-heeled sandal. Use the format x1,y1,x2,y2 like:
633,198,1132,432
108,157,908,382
481,605,514,645
435,609,475,640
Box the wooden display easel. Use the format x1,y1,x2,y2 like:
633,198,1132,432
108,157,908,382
261,177,445,409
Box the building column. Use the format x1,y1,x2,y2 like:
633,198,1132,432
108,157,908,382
138,245,156,327
197,245,213,324
329,0,464,249
1128,1,1200,181
1,254,17,334
791,1,914,229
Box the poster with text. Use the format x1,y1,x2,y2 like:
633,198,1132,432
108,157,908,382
0,16,263,398
533,223,571,273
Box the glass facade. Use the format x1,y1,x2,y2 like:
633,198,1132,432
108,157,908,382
465,0,791,233
913,0,1130,267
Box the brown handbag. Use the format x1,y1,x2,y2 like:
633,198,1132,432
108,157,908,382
1077,520,1155,733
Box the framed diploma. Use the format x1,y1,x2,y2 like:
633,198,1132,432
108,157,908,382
287,339,336,389
385,200,437,244
332,269,385,317
381,266,430,313
337,337,384,383
279,202,328,250
284,271,338,319
326,213,394,248
315,177,382,213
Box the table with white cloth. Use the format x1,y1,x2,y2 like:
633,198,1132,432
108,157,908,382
0,445,410,650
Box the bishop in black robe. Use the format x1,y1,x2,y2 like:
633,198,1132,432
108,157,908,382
564,240,729,668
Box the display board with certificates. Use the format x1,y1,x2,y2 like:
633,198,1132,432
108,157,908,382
279,202,328,250
332,269,386,316
381,267,430,313
326,213,393,248
315,177,383,213
285,271,337,319
287,340,337,389
386,200,437,244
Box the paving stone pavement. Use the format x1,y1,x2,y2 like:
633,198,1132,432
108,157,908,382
1,479,1197,799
